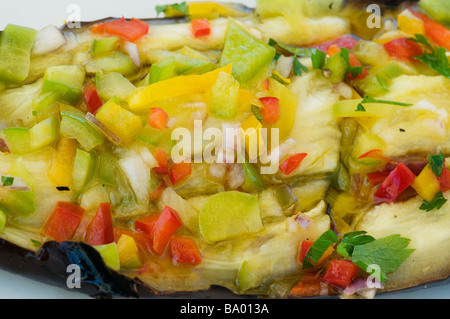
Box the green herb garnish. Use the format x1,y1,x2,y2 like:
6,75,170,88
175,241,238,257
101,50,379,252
293,55,308,76
340,47,363,78
1,176,14,186
336,231,375,258
303,229,338,269
251,105,263,123
155,2,189,16
408,34,450,79
311,49,326,70
428,150,445,178
355,94,413,112
419,191,447,212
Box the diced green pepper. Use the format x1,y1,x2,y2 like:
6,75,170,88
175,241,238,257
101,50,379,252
91,36,120,56
0,206,7,234
60,109,104,151
0,24,37,84
149,56,177,84
273,184,298,211
29,116,59,151
98,152,118,186
85,52,136,76
32,91,61,117
1,127,30,154
0,187,35,216
135,126,175,154
72,148,96,192
240,155,265,193
95,72,135,102
323,53,347,84
41,65,85,104
219,20,276,84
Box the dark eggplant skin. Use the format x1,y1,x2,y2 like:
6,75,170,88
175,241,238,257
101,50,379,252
0,239,253,299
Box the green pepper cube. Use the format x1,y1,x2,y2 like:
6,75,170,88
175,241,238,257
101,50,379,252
29,116,59,151
72,148,96,193
219,20,275,84
41,65,85,104
94,242,120,271
149,56,177,84
91,36,120,56
95,72,135,102
85,52,136,76
0,24,37,84
2,127,30,154
60,109,104,151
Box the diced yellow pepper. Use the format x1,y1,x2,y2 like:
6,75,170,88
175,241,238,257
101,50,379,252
412,166,441,202
116,234,142,269
95,100,142,145
398,9,425,36
47,137,78,187
128,64,233,112
241,115,264,161
188,2,248,19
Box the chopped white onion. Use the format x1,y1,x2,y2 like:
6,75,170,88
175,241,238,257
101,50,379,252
226,163,245,190
123,41,140,67
139,146,158,168
118,154,150,205
295,214,312,230
208,163,227,180
32,25,66,56
275,55,294,79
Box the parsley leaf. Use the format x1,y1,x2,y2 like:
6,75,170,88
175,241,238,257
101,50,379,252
303,229,338,269
336,231,375,258
419,191,447,212
155,2,189,16
340,47,363,78
350,234,415,283
311,49,326,70
293,55,308,76
408,34,450,79
428,150,445,178
1,175,14,186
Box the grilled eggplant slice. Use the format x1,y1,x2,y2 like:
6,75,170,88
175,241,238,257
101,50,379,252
1,0,449,299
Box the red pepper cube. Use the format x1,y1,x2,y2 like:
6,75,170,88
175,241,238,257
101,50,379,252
44,202,84,242
154,148,168,175
134,214,160,235
321,259,359,289
83,82,103,114
169,161,192,185
91,17,149,42
191,18,211,38
347,53,368,79
383,37,423,61
85,203,115,246
152,206,182,255
169,236,202,265
299,240,314,263
279,153,308,175
314,34,359,52
439,164,450,191
147,107,169,130
367,170,391,185
373,162,416,203
259,97,280,124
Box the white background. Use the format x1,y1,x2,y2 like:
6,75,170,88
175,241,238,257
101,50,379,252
0,0,448,299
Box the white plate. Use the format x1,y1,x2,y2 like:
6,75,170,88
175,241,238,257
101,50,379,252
0,0,448,299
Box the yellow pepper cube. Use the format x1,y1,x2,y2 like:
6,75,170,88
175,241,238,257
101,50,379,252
398,9,425,36
47,137,78,187
117,234,142,269
241,115,265,161
412,166,441,202
95,100,142,145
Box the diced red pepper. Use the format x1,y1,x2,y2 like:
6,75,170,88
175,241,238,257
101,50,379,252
191,18,211,38
367,170,391,185
152,206,182,255
299,240,314,263
357,149,385,160
169,161,192,185
134,214,160,235
85,203,115,246
347,53,368,79
44,202,84,242
147,107,169,131
259,97,280,124
439,164,450,191
321,259,359,289
91,17,149,42
290,273,322,298
411,10,450,51
373,162,416,203
114,228,153,253
169,236,202,265
83,82,103,114
313,34,359,53
154,148,168,174
383,37,423,60
279,153,308,175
